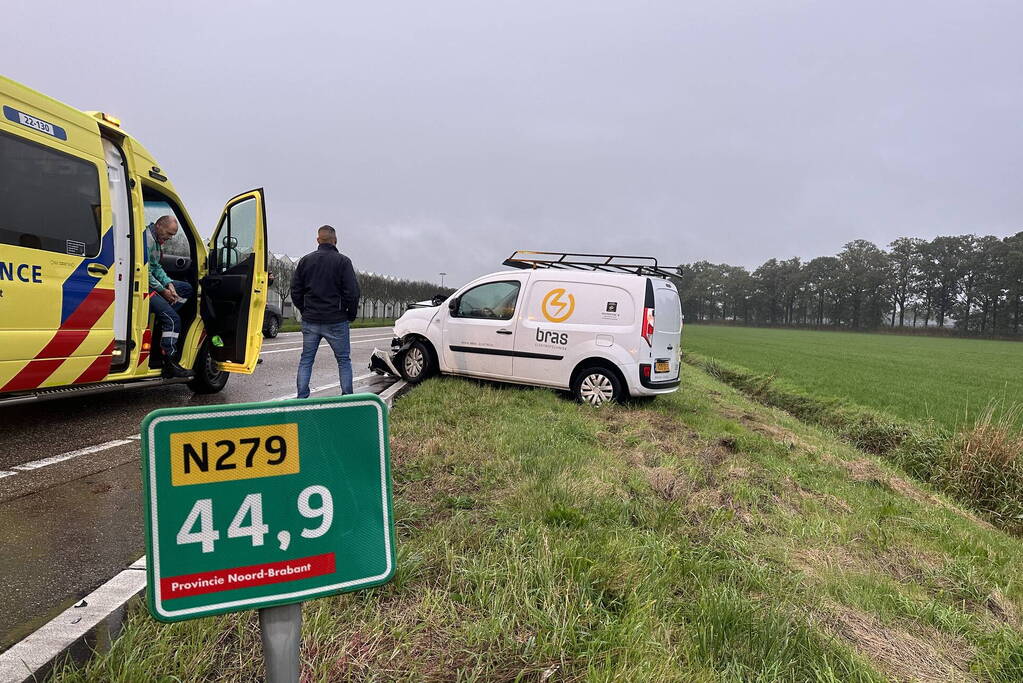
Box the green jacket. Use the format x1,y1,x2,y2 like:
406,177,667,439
147,227,172,292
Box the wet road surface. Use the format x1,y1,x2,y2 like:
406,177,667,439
0,327,397,651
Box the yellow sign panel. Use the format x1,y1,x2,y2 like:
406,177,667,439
170,423,299,486
541,288,576,323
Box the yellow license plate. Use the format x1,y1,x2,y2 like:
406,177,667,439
655,361,671,373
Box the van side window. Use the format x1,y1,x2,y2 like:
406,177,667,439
0,131,101,255
456,281,520,320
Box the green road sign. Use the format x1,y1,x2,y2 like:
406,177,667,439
141,394,395,622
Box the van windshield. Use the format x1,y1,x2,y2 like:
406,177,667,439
655,287,681,332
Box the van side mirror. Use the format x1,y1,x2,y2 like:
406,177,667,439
448,298,459,315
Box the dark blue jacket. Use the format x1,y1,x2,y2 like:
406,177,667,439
291,244,361,323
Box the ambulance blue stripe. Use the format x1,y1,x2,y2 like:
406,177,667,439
61,230,115,325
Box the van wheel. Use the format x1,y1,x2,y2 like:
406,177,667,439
188,342,230,394
573,367,621,406
400,340,435,384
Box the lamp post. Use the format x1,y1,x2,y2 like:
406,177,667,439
439,272,447,288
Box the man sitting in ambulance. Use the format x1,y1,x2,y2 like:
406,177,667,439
147,216,194,379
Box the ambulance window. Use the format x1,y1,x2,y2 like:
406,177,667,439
456,281,520,320
162,229,190,257
0,131,101,256
143,200,190,256
211,197,257,273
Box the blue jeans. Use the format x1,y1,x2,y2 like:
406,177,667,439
150,280,193,356
296,320,353,398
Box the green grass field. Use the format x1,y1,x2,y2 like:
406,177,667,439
683,325,1023,431
53,374,1023,680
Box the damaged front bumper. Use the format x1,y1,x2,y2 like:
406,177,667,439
368,336,409,377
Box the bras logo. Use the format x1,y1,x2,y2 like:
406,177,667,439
536,329,568,345
541,288,575,323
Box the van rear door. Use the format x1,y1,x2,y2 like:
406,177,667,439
648,278,681,382
200,189,267,373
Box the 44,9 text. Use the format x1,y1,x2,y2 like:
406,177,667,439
176,487,333,554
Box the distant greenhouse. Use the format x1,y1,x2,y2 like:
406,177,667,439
267,253,452,321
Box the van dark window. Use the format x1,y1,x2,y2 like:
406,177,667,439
0,130,102,256
456,281,520,320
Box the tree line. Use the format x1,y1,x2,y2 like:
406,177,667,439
676,233,1023,336
269,253,451,317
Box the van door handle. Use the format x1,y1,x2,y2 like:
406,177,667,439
87,264,109,277
667,345,673,350
496,329,513,335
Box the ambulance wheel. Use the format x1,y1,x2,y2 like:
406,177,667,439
188,342,229,394
263,315,280,338
400,340,435,384
572,367,622,406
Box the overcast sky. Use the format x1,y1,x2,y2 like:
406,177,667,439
3,1,1021,286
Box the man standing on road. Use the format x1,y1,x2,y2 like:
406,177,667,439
147,216,193,379
291,225,361,398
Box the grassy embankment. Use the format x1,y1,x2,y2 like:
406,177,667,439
55,372,1023,681
279,318,395,333
683,325,1023,533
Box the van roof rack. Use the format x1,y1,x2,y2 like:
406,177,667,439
503,250,681,279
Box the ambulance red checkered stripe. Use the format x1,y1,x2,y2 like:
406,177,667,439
1,285,116,392
72,340,117,385
137,328,153,367
0,227,120,392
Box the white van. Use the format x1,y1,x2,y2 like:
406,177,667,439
372,252,683,404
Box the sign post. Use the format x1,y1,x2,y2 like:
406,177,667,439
259,603,302,683
141,394,395,680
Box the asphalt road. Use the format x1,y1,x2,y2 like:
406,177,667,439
0,327,397,652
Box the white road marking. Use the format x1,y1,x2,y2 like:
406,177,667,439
273,327,389,335
12,440,134,471
262,330,392,347
259,346,309,355
269,372,376,402
259,336,392,355
2,373,391,479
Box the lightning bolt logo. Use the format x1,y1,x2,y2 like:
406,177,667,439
542,288,576,323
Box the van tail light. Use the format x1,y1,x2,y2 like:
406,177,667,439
640,363,651,380
642,307,655,346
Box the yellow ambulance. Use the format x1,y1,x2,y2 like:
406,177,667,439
0,75,268,405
